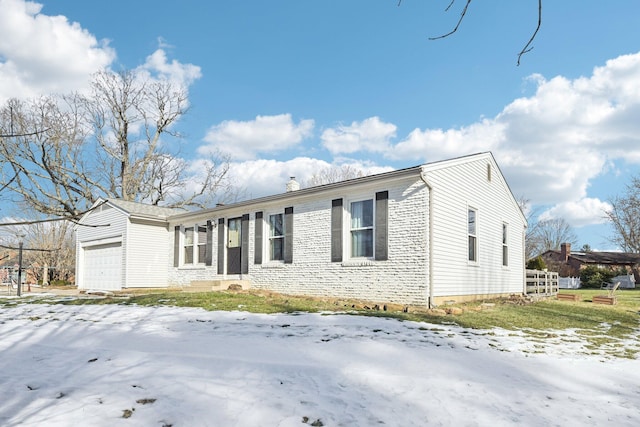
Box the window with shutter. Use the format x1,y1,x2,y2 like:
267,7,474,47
184,227,194,264
269,213,284,261
350,199,373,258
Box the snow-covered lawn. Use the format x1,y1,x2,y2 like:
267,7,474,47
0,302,638,426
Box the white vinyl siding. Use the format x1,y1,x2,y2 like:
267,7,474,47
426,156,526,298
125,219,171,288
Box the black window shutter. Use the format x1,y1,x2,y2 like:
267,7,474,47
331,199,343,262
375,191,389,261
173,225,181,267
254,212,263,264
241,214,250,274
284,207,294,264
217,218,225,274
205,220,213,266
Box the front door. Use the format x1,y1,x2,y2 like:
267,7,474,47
227,217,242,274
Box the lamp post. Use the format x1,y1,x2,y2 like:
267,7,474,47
17,239,23,297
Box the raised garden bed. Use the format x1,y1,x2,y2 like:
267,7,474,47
592,295,617,305
557,293,581,302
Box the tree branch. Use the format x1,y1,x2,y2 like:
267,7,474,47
428,0,472,41
0,200,109,227
398,0,543,65
0,129,48,138
517,0,542,66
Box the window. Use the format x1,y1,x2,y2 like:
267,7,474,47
468,208,477,262
351,199,374,258
227,219,241,248
198,225,207,263
184,227,194,264
182,224,208,265
269,213,284,261
502,223,508,266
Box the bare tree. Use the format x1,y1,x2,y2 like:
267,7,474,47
532,217,578,254
23,220,76,284
606,176,640,252
0,95,95,216
520,194,577,259
0,69,235,217
304,165,367,188
518,197,543,260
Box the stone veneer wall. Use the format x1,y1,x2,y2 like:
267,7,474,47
168,177,431,306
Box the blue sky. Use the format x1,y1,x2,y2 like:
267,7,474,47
1,0,640,250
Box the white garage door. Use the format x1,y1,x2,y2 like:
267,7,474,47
83,242,122,290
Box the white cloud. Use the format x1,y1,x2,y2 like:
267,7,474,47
391,119,505,160
201,114,314,161
227,157,331,198
0,0,115,102
321,116,396,155
137,48,201,89
386,51,640,227
538,198,612,228
0,2,199,104
222,157,394,200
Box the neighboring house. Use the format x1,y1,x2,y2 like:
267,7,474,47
540,243,640,284
76,152,527,306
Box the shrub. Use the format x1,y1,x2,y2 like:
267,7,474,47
526,256,547,270
579,266,616,288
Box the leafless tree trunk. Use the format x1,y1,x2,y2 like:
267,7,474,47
606,176,640,252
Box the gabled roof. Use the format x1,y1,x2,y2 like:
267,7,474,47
169,163,424,221
170,152,511,221
569,251,640,265
543,249,640,265
106,199,186,219
79,152,521,225
75,198,185,226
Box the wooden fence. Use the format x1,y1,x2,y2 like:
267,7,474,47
526,269,559,296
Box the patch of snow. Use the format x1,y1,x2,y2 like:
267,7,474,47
0,304,638,426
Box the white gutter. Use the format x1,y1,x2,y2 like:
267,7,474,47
420,172,435,308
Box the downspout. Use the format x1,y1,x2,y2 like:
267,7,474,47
420,172,435,308
522,226,527,296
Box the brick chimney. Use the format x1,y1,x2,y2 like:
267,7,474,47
286,177,300,192
560,243,571,263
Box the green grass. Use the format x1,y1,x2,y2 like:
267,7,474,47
4,287,640,358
